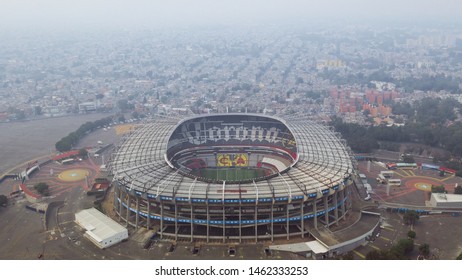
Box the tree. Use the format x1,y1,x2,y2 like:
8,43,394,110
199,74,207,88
388,238,414,259
380,142,400,152
0,194,8,207
366,249,383,260
55,137,72,152
455,185,462,194
366,249,395,260
457,252,462,260
407,230,416,239
34,182,50,196
366,239,415,260
341,251,354,260
78,148,88,158
419,243,430,258
117,99,133,112
401,154,415,163
16,110,26,120
403,210,419,226
34,106,42,116
431,185,446,194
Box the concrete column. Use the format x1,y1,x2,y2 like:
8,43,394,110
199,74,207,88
118,187,123,222
206,204,210,243
286,204,290,241
190,205,194,243
147,200,151,229
271,204,274,242
334,192,339,226
113,191,117,218
223,205,226,243
340,189,346,220
313,200,318,229
239,206,242,243
135,197,140,229
175,202,178,241
254,205,258,243
301,201,305,238
160,201,164,239
126,195,131,227
324,195,329,226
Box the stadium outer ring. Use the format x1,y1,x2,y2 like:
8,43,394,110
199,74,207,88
110,113,355,243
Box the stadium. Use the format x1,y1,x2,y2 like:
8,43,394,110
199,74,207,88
109,114,355,242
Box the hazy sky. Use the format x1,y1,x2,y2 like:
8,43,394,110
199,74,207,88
1,0,461,30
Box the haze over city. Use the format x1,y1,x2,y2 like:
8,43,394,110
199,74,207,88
2,0,462,276
0,0,461,30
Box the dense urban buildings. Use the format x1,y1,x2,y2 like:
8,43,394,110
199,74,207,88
1,24,462,126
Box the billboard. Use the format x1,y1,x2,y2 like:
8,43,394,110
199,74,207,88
217,154,232,167
233,154,248,167
217,154,248,167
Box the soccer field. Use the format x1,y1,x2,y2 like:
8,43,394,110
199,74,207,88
193,168,267,182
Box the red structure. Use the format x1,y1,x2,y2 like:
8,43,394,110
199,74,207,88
52,150,80,161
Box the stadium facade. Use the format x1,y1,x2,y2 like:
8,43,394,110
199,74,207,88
109,114,355,242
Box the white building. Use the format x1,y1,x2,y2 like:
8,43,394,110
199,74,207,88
78,101,97,113
75,208,128,249
429,193,462,208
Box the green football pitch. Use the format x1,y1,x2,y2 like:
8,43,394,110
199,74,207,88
192,168,267,182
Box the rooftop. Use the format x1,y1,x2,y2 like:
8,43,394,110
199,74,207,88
75,208,127,242
431,193,462,203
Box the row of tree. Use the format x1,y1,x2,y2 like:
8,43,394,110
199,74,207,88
55,116,113,152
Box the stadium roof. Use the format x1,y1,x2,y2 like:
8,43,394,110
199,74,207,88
110,114,353,201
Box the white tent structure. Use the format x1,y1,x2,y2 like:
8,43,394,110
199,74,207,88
75,208,128,249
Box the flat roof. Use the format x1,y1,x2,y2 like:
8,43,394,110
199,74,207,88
432,193,462,203
75,208,127,241
269,240,328,254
